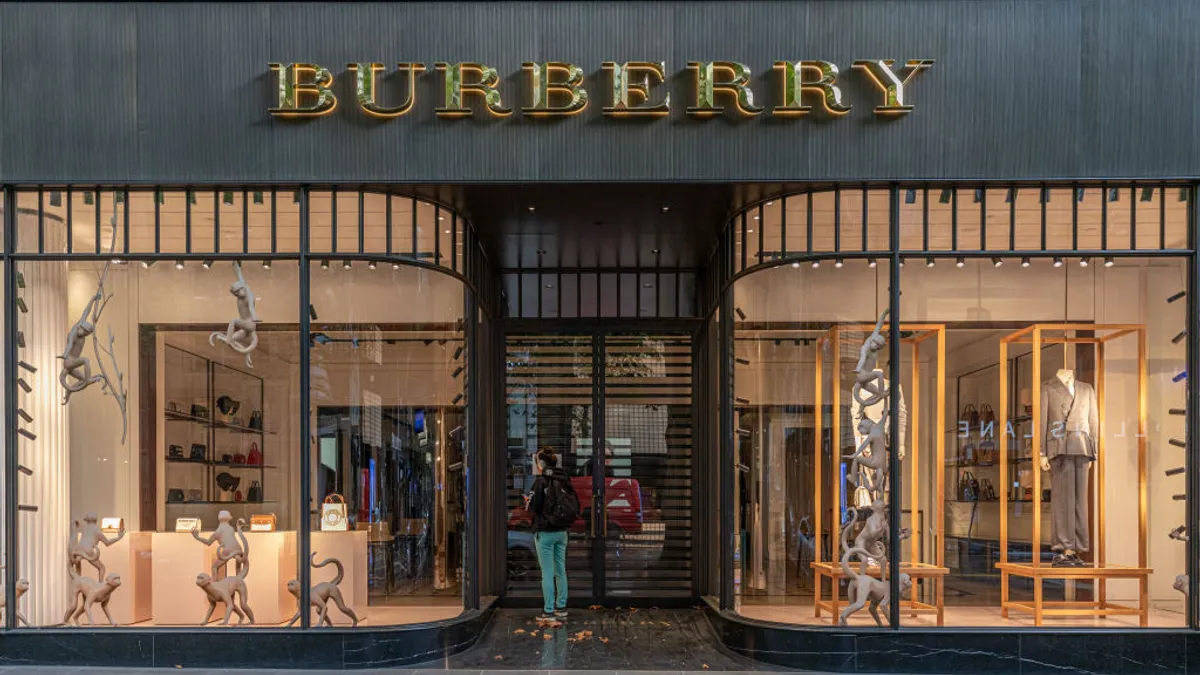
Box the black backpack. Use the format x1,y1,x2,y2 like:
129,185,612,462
543,476,580,529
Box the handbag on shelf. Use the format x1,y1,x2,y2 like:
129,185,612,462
980,478,998,501
190,404,209,419
166,488,185,503
246,443,262,466
962,403,980,431
249,411,264,431
959,471,979,501
190,443,207,461
853,484,872,509
321,493,349,531
247,480,263,503
1018,466,1035,499
976,437,998,465
232,453,247,465
979,403,997,429
249,513,276,532
168,444,184,459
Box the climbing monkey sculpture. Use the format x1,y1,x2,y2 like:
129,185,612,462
209,262,261,367
63,559,121,627
58,292,107,404
191,510,246,577
68,513,125,581
195,523,255,625
852,309,890,407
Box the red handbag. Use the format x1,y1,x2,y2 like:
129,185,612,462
246,443,262,466
232,453,247,464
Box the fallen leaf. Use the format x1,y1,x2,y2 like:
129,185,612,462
589,604,602,610
543,633,553,641
661,621,672,626
702,664,710,670
630,607,639,613
599,637,610,643
494,655,504,661
513,629,526,635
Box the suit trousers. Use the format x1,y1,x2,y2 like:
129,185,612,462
1050,455,1091,553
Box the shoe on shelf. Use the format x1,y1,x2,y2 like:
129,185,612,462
1052,554,1072,567
554,609,569,619
1066,553,1089,567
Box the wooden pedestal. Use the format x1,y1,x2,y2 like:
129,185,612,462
812,560,950,626
997,562,1152,626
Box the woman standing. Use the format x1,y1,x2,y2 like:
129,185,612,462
528,447,578,621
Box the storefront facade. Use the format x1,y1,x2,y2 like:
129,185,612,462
1,1,1198,672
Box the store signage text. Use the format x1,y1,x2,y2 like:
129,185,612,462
266,60,933,120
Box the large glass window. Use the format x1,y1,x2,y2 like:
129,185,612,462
308,261,467,625
13,193,302,628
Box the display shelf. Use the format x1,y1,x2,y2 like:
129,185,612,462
162,344,272,530
164,458,277,469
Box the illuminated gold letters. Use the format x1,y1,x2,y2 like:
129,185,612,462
267,59,936,121
522,62,589,116
771,61,851,117
686,61,762,116
601,61,670,116
349,63,426,118
435,63,512,117
268,63,337,118
852,59,935,116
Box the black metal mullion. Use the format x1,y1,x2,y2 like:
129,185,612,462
718,288,734,609
123,187,130,255
1009,185,1016,251
1131,186,1137,250
1073,185,1080,251
37,188,44,254
887,183,901,629
213,189,220,253
411,197,418,258
270,189,277,254
593,332,608,598
806,192,813,253
385,193,393,255
452,213,458,273
185,189,192,254
331,190,338,254
921,186,928,251
740,212,747,271
781,195,788,257
4,186,18,630
94,187,101,254
242,189,249,254
951,185,958,250
1161,185,1167,250
358,190,365,254
1101,182,1109,250
1041,185,1048,251
979,187,987,251
67,188,74,254
835,188,842,254
434,205,441,264
297,186,312,629
152,188,159,254
1187,182,1200,628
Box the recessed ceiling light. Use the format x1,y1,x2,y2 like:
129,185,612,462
201,259,213,269
651,248,660,255
661,206,670,212
765,201,774,207
320,260,330,270
1021,257,1031,268
262,260,271,269
1104,257,1115,267
811,260,820,269
527,206,535,212
1079,257,1090,267
392,262,401,270
834,258,844,268
753,215,760,220
343,260,352,269
142,260,154,269
868,258,877,268
367,261,377,270
174,260,184,270
746,229,754,233
791,261,800,268
438,215,445,221
956,257,966,268
926,257,936,268
991,257,1003,268
444,229,451,234
1053,257,1063,268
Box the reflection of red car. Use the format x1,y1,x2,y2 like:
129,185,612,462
508,477,643,535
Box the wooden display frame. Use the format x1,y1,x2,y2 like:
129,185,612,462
996,323,1151,626
810,323,948,625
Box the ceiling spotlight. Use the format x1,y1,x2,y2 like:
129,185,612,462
1053,257,1064,268
111,258,123,265
991,257,1003,268
955,257,966,268
1104,257,1115,267
926,257,936,268
392,262,401,270
320,260,330,270
834,258,844,268
262,260,271,269
201,259,213,269
174,260,184,270
898,257,905,267
765,201,774,207
791,261,800,269
868,258,878,268
438,215,445,221
343,260,352,269
661,206,670,212
527,205,535,212
367,260,377,270
811,260,820,269
1021,257,1031,267
141,260,154,269
746,229,754,233
1079,257,1090,267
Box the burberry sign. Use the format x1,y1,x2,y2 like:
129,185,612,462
267,60,934,120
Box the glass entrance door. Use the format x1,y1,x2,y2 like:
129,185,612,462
505,332,694,602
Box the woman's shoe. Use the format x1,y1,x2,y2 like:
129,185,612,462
554,609,569,619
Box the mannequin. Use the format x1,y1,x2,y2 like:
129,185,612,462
1040,368,1099,567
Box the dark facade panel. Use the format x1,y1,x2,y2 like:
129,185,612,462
1,1,1198,183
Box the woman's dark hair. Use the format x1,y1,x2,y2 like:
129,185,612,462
537,447,559,468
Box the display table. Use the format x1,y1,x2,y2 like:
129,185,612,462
310,530,369,625
997,562,1152,627
151,532,222,625
102,532,153,626
151,531,298,625
812,560,949,626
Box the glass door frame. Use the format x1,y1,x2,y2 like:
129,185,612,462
500,318,703,604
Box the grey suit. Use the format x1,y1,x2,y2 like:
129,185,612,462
1040,376,1098,553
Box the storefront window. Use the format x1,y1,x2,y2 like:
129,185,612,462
12,191,303,627
732,260,896,627
308,261,467,625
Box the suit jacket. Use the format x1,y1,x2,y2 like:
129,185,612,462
1040,376,1099,460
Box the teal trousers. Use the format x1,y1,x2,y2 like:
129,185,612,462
535,530,568,613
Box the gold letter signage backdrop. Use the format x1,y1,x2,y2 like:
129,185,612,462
267,59,933,120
